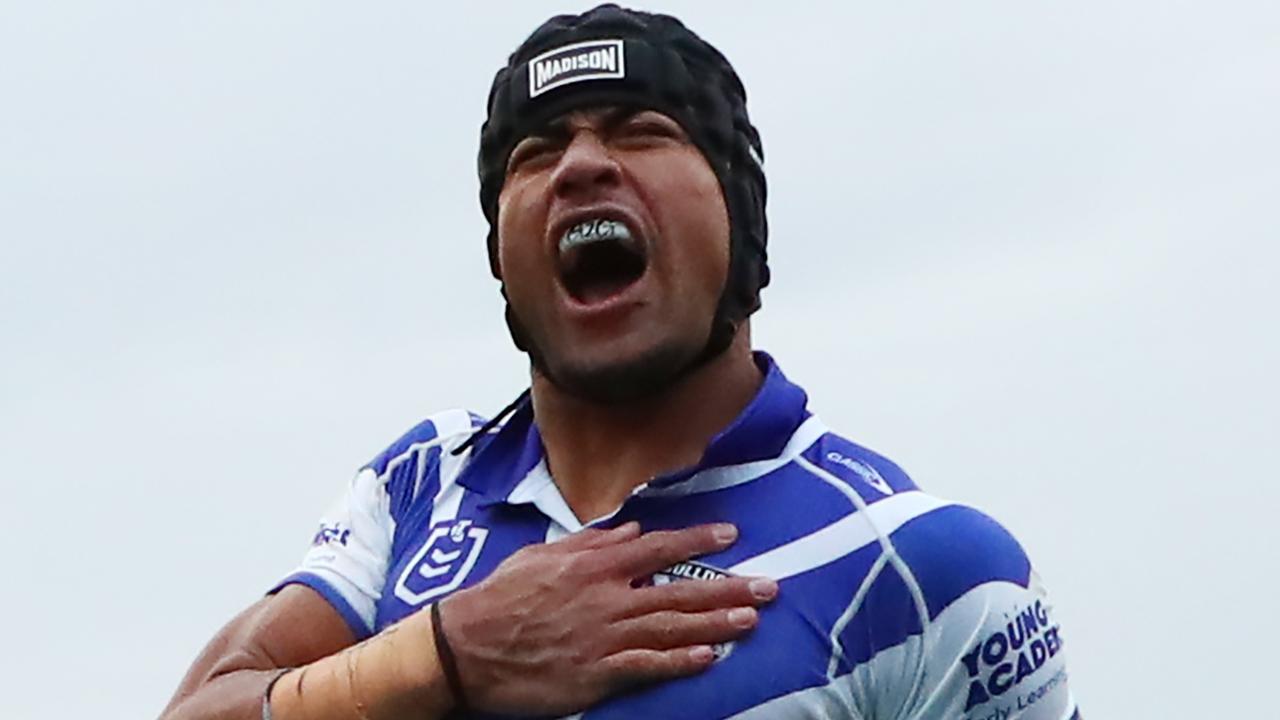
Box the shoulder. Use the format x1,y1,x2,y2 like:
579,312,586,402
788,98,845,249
854,509,1074,719
799,435,1075,717
800,426,921,500
362,408,487,477
351,409,487,519
801,425,1032,596
893,501,1035,612
885,507,1073,717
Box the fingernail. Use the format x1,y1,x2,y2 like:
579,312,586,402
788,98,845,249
713,523,738,543
728,607,756,627
748,578,778,600
689,646,715,663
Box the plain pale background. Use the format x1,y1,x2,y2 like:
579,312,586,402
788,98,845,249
1,2,1276,717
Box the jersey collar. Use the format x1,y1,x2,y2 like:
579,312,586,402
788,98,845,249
456,351,810,507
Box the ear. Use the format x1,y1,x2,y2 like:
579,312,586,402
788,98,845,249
487,227,504,280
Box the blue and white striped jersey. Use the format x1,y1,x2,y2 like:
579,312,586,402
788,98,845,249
275,353,1079,719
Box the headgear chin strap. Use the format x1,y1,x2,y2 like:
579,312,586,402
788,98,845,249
479,3,769,375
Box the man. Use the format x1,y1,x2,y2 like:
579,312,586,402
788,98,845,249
163,5,1080,719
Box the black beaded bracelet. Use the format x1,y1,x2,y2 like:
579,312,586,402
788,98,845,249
430,602,469,713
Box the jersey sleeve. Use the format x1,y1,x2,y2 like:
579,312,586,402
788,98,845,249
269,466,394,640
268,409,480,639
848,505,1080,720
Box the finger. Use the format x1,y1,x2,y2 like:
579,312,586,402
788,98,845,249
554,521,641,551
598,646,717,689
606,524,738,578
609,607,758,651
625,576,777,617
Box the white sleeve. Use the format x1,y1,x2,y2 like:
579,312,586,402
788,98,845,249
856,570,1078,720
270,467,395,639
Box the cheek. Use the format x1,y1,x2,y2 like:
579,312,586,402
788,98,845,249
495,184,546,287
661,165,730,296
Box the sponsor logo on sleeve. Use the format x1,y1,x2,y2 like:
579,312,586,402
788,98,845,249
528,39,625,98
311,522,351,547
961,599,1066,716
394,519,489,605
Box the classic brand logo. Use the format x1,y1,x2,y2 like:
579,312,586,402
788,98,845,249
528,39,625,98
825,452,893,495
646,560,737,661
394,519,490,605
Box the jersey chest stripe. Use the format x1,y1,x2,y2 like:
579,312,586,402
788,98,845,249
728,490,949,580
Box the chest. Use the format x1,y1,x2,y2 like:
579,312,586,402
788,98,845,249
372,490,882,719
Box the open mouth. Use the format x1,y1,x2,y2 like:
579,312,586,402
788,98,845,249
557,218,648,304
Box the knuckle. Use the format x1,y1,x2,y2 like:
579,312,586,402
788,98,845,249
603,650,648,681
660,583,697,607
666,578,727,604
657,612,684,640
665,650,698,676
725,578,756,601
645,651,671,675
561,551,598,579
550,555,580,583
640,531,673,553
568,641,597,668
651,534,689,562
510,543,546,563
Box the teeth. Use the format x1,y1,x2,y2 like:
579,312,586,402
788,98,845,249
559,218,633,253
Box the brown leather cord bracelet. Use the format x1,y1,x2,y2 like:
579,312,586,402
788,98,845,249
430,602,470,713
261,667,293,720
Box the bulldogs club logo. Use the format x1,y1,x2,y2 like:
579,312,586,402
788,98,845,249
394,519,490,605
644,560,738,661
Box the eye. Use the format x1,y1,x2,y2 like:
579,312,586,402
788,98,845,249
616,113,686,143
507,137,560,173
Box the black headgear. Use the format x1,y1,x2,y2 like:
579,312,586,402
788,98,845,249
478,3,769,366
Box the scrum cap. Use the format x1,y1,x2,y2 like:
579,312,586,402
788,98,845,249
478,3,769,358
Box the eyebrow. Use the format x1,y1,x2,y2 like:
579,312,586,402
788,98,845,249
531,106,643,141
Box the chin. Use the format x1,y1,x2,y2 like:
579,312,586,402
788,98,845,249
543,338,703,404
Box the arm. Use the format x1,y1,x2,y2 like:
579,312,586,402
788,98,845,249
159,584,370,720
159,448,425,720
852,505,1080,720
161,522,778,720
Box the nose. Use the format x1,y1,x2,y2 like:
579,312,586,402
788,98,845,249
550,131,621,201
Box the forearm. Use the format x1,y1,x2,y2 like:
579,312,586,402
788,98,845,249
166,523,766,720
165,611,453,720
161,668,284,720
270,612,455,720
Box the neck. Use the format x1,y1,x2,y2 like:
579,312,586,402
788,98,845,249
531,330,762,523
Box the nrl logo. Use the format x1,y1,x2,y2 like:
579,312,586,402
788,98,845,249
394,519,489,605
528,39,625,98
644,560,738,661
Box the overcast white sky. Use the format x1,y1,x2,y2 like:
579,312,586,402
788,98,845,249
1,2,1277,717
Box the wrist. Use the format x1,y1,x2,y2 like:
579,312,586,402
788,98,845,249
376,606,457,716
267,613,455,720
429,602,470,713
